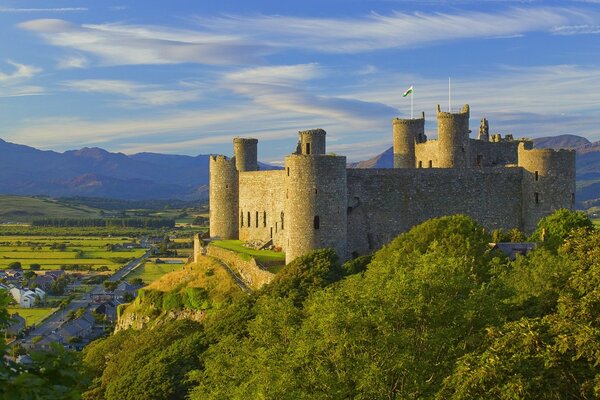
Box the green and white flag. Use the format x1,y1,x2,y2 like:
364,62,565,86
403,86,413,97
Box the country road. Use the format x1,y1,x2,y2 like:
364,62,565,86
16,249,151,346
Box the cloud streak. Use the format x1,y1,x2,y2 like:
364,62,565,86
19,19,271,66
195,7,592,53
62,79,204,107
0,7,87,13
0,60,45,97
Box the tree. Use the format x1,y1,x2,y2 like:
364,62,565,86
8,261,22,270
29,263,41,271
529,208,593,252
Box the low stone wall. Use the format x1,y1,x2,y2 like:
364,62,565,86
206,244,274,289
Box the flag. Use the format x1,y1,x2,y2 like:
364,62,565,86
403,86,413,97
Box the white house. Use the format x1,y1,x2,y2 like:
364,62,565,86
9,287,46,308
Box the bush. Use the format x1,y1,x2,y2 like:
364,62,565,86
8,261,21,270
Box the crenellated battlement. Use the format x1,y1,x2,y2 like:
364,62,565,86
392,112,425,125
437,104,470,118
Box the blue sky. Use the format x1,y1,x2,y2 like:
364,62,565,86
0,0,599,162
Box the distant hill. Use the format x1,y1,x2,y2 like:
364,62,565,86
0,138,279,201
531,134,591,150
350,134,600,209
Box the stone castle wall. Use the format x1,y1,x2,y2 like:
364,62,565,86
206,244,274,289
238,170,286,247
346,167,524,255
415,140,439,168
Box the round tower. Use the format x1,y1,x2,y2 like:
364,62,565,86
436,104,471,168
233,137,258,171
393,112,425,168
298,129,326,155
518,142,576,233
209,155,239,239
284,153,347,264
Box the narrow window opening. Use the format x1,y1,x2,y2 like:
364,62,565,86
281,212,285,230
535,171,539,181
225,184,228,188
476,155,483,167
418,161,423,168
428,160,433,168
287,167,290,176
315,188,318,194
256,211,259,227
275,222,278,233
534,192,539,204
240,212,244,227
263,211,267,227
270,227,273,238
313,215,320,229
347,206,353,214
306,142,311,155
247,211,251,227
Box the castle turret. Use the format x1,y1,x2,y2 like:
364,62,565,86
298,129,326,155
233,137,258,172
209,155,239,239
393,112,425,168
284,130,347,264
437,104,471,168
518,142,576,233
478,117,489,141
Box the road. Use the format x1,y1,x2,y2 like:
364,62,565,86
17,249,151,346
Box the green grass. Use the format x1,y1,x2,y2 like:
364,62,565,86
127,262,181,285
593,218,600,227
211,240,285,263
0,195,101,223
7,307,56,327
0,235,145,270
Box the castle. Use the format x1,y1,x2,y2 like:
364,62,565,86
209,104,576,264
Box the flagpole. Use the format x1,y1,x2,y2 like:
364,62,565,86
411,88,414,119
448,77,451,112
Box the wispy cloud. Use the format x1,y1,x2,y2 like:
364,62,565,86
194,7,592,53
62,79,204,107
0,60,42,82
19,19,271,66
18,7,597,69
552,24,600,35
0,60,45,97
57,55,89,69
223,64,398,128
0,7,87,13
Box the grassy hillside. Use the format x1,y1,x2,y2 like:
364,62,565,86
0,196,101,223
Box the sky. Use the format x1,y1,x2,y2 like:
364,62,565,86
0,0,599,163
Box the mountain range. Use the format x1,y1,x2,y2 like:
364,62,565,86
1,135,599,207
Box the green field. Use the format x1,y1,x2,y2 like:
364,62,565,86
593,218,600,227
7,307,56,327
0,236,146,271
211,240,285,264
0,195,101,223
127,261,181,284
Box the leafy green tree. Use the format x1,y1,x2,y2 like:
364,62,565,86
529,208,593,251
83,320,205,400
439,227,600,399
